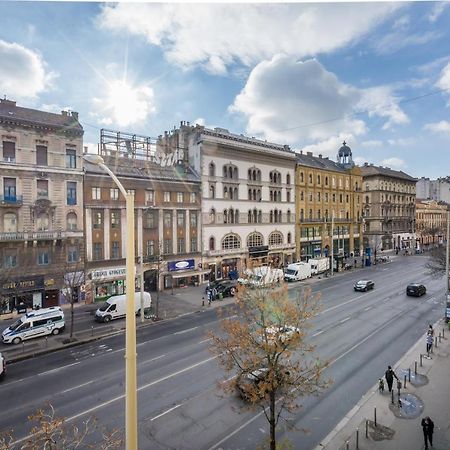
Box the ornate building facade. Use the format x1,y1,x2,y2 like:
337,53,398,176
0,98,84,313
295,143,363,267
415,199,448,249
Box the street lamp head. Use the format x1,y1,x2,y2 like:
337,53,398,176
83,153,105,166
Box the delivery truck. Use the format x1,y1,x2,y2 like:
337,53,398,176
95,292,152,323
308,257,330,275
284,262,312,282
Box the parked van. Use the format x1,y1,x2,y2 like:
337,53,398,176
2,307,65,345
0,352,5,380
308,257,330,275
284,262,312,282
238,266,284,287
95,292,152,323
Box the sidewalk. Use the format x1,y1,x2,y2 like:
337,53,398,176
316,319,450,450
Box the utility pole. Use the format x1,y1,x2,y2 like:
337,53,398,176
140,256,144,323
330,212,334,276
445,211,450,322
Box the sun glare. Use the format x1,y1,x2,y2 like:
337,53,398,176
106,80,145,126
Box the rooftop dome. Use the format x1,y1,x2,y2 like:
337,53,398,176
338,141,352,157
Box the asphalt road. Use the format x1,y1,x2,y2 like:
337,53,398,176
0,255,444,450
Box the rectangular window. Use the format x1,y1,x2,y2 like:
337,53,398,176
163,239,172,254
146,240,155,256
37,179,49,199
93,243,103,261
66,149,76,168
67,182,77,205
3,141,15,162
145,190,154,205
190,237,197,252
177,192,183,203
67,247,78,263
93,211,103,229
163,211,172,228
127,189,135,197
36,145,48,166
111,211,120,228
4,250,17,268
92,187,101,200
38,250,50,265
190,212,197,228
190,192,196,203
177,211,185,227
164,191,171,202
111,241,120,259
4,178,16,200
145,210,155,228
110,188,119,200
177,238,185,253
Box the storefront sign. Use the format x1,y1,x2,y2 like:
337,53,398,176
1,275,45,293
91,267,127,281
249,245,269,257
168,259,195,272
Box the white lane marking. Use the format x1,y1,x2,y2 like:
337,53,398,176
320,294,370,315
61,381,94,394
339,317,351,324
364,306,373,311
199,338,213,344
312,330,324,337
151,404,182,421
37,362,80,376
140,354,166,366
174,326,198,335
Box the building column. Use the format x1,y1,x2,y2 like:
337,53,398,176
137,209,143,261
86,209,93,261
121,208,127,258
186,210,191,253
172,210,177,255
104,208,110,260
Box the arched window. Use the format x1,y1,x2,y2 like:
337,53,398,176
209,184,215,199
223,186,228,199
257,190,261,201
286,173,291,185
222,234,241,250
270,210,273,223
287,191,291,202
287,210,291,223
287,232,292,244
309,173,312,183
300,191,304,201
248,210,252,223
309,209,313,220
258,210,262,223
3,212,17,232
248,168,252,180
37,213,49,231
67,212,77,231
209,162,216,177
300,172,304,182
233,167,238,179
223,166,228,177
270,191,274,202
209,237,215,251
210,208,216,223
247,232,263,248
325,176,328,186
223,209,228,224
234,187,238,199
317,175,321,184
300,209,304,220
269,232,283,245
365,195,369,204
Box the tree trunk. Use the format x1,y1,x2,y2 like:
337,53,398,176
70,300,74,340
269,390,276,450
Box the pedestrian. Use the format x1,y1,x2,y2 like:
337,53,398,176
426,331,433,356
428,324,434,337
202,296,205,308
385,365,398,392
421,416,434,449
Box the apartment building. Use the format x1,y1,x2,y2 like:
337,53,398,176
159,123,297,281
83,129,202,303
296,142,363,267
360,163,417,252
415,199,448,249
0,98,84,313
416,176,450,203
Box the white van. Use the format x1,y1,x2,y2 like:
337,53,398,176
284,262,312,282
95,292,152,323
2,307,65,345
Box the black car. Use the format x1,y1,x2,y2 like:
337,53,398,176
207,280,238,300
354,280,375,292
406,284,426,297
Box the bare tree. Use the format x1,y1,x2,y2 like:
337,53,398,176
0,403,122,450
425,246,446,278
209,283,330,450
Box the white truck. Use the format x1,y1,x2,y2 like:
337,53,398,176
238,266,284,286
95,292,152,323
284,262,312,282
308,257,330,275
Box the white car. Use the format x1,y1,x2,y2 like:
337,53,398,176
0,352,5,380
265,325,301,343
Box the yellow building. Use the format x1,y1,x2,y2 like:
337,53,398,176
295,143,363,269
415,199,448,249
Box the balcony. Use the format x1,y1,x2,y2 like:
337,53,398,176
0,195,23,207
0,230,82,242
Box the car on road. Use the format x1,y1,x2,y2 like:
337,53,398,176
0,352,5,380
354,280,375,292
236,367,290,401
207,280,238,300
265,325,300,343
406,283,426,297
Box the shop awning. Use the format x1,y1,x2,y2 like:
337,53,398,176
169,269,211,279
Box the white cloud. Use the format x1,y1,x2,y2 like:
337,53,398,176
83,142,98,154
97,3,400,73
300,134,356,160
437,62,450,106
424,120,450,135
428,2,449,22
193,117,205,126
380,157,405,169
387,137,416,146
41,103,72,114
229,56,408,146
0,40,56,99
354,156,369,166
361,140,383,148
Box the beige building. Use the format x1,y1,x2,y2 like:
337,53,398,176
0,98,84,313
360,163,417,253
296,142,363,267
415,199,448,249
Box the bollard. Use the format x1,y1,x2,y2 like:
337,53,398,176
374,407,377,427
404,374,407,389
409,367,411,381
365,420,369,438
45,336,48,347
91,326,94,337
356,427,359,449
22,341,25,353
443,327,445,338
391,389,394,404
439,332,442,343
435,336,438,348
164,311,167,319
420,354,423,367
346,440,349,450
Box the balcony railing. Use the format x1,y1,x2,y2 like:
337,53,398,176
0,230,82,242
0,195,23,206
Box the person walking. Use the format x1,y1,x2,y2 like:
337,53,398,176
385,365,398,392
426,331,433,357
428,324,434,337
421,416,434,449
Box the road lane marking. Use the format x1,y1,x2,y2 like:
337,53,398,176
151,404,182,421
199,338,213,344
61,381,94,394
312,330,324,337
140,354,166,366
174,326,198,335
364,306,372,311
339,317,351,324
37,362,80,376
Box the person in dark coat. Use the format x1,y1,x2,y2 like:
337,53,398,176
421,416,434,449
385,365,398,392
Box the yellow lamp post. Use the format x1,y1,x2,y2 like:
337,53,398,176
83,153,137,450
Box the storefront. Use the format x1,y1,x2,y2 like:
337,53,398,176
88,266,135,302
0,275,45,314
248,246,269,268
163,258,210,290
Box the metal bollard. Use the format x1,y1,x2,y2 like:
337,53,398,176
443,327,445,338
45,336,48,347
22,341,25,353
435,336,438,348
404,374,407,389
356,427,359,449
374,407,377,427
409,367,411,381
346,440,349,450
391,389,394,404
366,420,369,438
415,360,417,375
420,354,423,367
91,326,94,337
439,332,442,343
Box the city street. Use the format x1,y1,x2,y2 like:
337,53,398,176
0,254,445,450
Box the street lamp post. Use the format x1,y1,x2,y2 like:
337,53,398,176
83,154,138,450
330,213,334,277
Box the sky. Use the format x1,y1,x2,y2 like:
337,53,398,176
1,1,450,179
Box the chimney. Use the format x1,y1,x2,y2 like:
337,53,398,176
61,110,68,116
0,98,16,107
71,111,79,120
319,154,322,158
307,151,313,156
364,162,369,166
84,146,88,153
